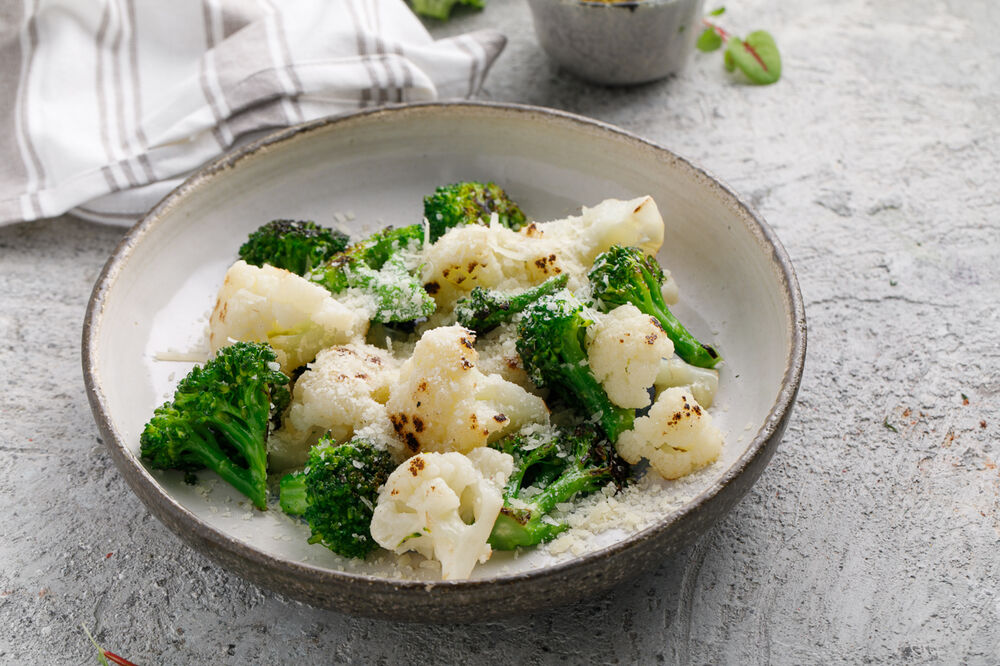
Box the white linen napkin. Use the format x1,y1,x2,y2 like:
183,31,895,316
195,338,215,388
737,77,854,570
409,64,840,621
0,0,505,226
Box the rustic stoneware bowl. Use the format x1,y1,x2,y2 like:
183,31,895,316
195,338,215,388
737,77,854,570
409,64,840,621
83,102,805,622
527,0,705,85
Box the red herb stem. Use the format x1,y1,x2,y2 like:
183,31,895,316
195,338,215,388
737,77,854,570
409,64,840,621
102,650,139,666
741,41,769,72
701,18,731,42
702,19,771,73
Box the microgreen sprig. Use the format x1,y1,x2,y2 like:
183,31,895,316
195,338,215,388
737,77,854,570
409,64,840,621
697,7,782,85
82,624,139,666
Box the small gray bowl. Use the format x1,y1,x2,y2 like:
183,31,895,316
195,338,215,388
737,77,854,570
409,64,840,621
528,0,705,85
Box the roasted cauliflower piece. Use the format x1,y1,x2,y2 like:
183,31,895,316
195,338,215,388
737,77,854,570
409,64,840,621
421,220,573,312
586,304,674,409
209,260,364,374
534,196,665,267
267,343,399,470
385,325,548,455
615,387,723,480
654,356,720,408
369,448,514,580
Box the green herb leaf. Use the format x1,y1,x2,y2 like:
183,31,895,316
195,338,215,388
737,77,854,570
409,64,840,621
708,6,725,16
726,30,781,85
883,418,898,433
696,27,723,52
724,50,736,72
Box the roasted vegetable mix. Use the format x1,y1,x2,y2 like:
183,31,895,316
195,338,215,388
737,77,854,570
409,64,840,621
142,181,725,580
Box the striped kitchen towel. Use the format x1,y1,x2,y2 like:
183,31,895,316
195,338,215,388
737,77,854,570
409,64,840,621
0,0,506,226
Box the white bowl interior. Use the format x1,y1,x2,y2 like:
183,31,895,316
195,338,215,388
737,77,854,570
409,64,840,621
91,106,792,580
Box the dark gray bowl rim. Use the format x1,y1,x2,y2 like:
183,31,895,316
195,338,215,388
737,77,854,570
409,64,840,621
82,101,806,603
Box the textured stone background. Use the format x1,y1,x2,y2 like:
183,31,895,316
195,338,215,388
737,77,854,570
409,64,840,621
3,0,999,662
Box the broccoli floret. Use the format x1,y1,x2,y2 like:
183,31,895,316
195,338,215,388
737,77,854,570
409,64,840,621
423,181,527,242
516,293,634,442
322,255,435,324
488,427,628,550
310,224,425,290
455,273,569,333
410,0,483,20
140,342,290,510
309,224,434,323
279,436,395,559
588,245,720,368
350,224,426,271
239,219,349,276
356,256,436,324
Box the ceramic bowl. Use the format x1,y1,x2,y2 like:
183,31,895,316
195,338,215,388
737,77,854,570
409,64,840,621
83,102,805,622
527,0,705,85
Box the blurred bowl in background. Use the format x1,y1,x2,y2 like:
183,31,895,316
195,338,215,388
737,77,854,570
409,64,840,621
527,0,705,85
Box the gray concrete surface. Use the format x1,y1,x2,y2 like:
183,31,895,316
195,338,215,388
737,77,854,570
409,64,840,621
3,0,999,662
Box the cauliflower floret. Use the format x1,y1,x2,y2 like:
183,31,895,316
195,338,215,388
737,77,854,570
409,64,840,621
209,260,365,373
465,446,515,490
370,449,514,580
421,220,575,311
386,325,548,456
586,304,674,409
616,387,723,480
660,268,680,305
268,344,399,470
533,196,665,267
654,356,719,408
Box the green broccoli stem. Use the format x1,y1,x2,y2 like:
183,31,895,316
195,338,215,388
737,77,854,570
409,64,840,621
534,463,605,517
509,273,568,306
458,274,569,332
279,473,308,516
636,273,720,369
489,426,626,551
211,404,271,504
554,324,634,442
489,510,567,550
184,424,268,510
501,441,557,497
490,465,606,550
560,363,634,442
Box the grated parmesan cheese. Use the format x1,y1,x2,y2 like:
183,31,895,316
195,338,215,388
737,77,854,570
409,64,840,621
153,348,209,362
